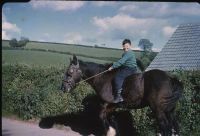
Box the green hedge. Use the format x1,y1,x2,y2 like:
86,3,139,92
2,64,200,135
2,64,94,120
172,70,200,135
130,70,200,136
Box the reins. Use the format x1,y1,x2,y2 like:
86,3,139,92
76,69,110,85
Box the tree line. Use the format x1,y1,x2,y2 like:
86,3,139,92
9,37,29,48
138,39,156,68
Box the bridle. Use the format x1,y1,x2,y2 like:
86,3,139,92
63,67,110,89
62,78,76,88
62,63,81,88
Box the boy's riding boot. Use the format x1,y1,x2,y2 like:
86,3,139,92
113,89,124,103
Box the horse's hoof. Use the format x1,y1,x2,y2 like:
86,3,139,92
157,133,162,136
106,126,116,136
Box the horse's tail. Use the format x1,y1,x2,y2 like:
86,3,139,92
163,77,183,111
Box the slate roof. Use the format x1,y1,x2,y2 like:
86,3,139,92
146,23,200,71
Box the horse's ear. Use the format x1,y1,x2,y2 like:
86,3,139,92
73,54,77,61
72,54,78,65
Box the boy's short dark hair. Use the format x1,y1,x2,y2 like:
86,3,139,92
122,39,131,45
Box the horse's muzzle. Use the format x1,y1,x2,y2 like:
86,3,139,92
60,82,71,93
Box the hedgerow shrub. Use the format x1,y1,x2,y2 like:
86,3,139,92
2,64,199,135
9,38,18,47
130,108,156,136
130,70,200,136
171,70,200,135
2,64,94,120
9,37,29,48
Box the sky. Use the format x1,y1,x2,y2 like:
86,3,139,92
2,1,200,51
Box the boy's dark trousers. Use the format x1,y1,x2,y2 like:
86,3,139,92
113,66,137,103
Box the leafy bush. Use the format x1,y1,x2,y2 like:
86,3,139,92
130,108,156,136
171,70,200,135
9,38,18,47
139,51,157,69
2,64,93,120
8,37,29,48
2,64,199,135
18,40,27,47
120,70,200,136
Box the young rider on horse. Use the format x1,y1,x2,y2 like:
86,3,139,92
108,39,137,103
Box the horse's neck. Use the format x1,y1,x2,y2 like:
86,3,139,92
83,69,115,102
79,62,112,88
80,66,94,79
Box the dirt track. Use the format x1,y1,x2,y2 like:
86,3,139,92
2,117,81,136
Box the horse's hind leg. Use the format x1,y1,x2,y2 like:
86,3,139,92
166,109,179,136
171,115,179,136
156,111,170,136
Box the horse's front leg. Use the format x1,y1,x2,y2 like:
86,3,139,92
99,103,110,136
99,103,118,136
108,115,120,136
99,103,120,136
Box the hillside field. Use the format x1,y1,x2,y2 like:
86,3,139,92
2,40,146,67
2,50,112,66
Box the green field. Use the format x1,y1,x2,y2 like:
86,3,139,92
26,42,125,58
2,40,146,67
2,50,111,67
2,40,142,58
2,40,10,47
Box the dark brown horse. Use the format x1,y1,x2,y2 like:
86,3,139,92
61,55,183,136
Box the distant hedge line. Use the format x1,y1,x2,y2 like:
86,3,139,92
2,64,200,135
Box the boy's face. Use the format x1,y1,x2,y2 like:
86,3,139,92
122,43,131,51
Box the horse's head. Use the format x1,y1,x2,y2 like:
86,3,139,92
61,55,82,92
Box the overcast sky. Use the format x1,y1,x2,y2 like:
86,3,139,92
2,1,200,51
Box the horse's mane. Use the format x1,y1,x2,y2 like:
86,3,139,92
79,58,144,73
79,60,112,73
